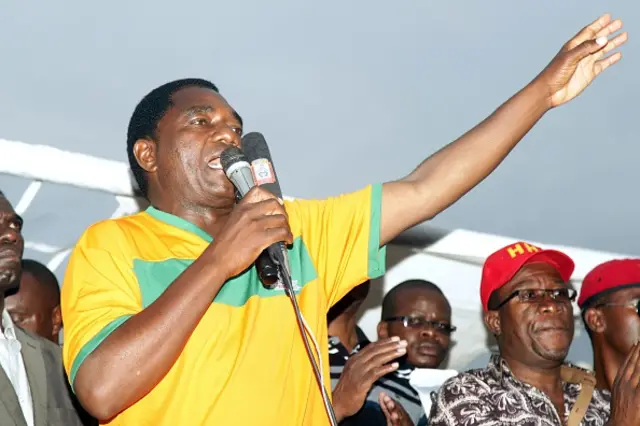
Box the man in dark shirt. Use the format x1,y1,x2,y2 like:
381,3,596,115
330,280,454,425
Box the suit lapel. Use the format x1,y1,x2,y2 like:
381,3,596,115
0,362,27,426
16,328,48,426
0,355,26,426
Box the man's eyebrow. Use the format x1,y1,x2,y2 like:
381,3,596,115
232,111,243,126
0,211,23,225
183,105,215,117
182,106,243,126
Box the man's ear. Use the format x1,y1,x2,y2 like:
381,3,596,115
484,311,502,337
377,321,389,340
133,138,158,173
584,307,606,334
51,305,62,338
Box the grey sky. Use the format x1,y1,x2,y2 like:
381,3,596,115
1,0,638,276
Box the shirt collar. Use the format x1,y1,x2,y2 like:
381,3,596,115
489,353,592,389
329,326,371,355
0,309,17,340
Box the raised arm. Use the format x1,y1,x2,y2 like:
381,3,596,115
380,14,626,246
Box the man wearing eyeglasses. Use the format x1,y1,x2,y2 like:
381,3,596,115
579,259,640,391
331,279,453,426
378,280,454,425
429,241,613,426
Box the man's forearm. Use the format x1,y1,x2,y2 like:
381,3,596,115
381,80,549,245
73,255,228,420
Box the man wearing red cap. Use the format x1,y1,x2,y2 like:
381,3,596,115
579,259,640,391
429,241,614,425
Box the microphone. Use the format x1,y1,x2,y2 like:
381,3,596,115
241,132,282,200
220,145,290,289
241,133,287,287
220,148,255,196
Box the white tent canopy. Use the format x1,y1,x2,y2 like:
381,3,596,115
361,233,633,371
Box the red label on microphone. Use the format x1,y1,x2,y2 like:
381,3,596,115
251,159,276,185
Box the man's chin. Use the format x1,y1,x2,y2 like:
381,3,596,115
533,344,570,363
410,354,443,370
0,269,19,292
200,180,238,204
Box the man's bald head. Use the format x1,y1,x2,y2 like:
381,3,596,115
5,259,62,343
381,279,450,320
21,259,60,301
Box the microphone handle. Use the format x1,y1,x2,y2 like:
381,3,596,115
256,250,279,287
226,164,286,289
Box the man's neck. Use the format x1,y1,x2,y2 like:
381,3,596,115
501,354,564,396
593,343,621,391
328,311,360,353
150,198,234,237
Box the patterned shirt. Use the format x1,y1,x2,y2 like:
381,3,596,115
329,327,425,425
429,355,611,426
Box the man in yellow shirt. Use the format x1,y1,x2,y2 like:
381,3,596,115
61,15,626,425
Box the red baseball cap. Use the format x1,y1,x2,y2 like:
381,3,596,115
578,259,640,308
480,241,575,311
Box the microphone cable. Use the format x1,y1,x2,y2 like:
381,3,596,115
272,251,339,426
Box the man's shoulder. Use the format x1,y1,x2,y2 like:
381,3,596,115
283,185,381,240
15,327,61,357
78,212,147,248
15,328,68,384
283,185,379,214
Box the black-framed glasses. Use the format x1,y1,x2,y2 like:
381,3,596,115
594,299,640,315
383,316,456,334
493,288,577,310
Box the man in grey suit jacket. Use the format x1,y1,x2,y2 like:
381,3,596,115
0,190,84,426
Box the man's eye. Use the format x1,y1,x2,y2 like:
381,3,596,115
190,118,208,126
407,318,423,326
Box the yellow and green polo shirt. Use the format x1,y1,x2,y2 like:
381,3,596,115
61,184,386,426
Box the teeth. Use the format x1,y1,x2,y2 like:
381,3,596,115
208,158,222,170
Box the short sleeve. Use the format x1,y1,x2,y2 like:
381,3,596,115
61,221,142,390
284,184,386,307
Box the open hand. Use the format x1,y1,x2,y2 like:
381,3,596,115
535,13,627,108
379,392,415,426
332,337,406,421
608,342,640,426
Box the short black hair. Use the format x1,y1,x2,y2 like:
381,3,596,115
21,259,60,303
126,78,219,197
381,279,447,319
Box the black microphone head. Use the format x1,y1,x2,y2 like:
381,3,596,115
220,146,248,174
241,132,283,198
242,132,270,160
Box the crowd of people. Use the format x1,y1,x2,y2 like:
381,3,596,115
324,243,640,426
0,12,633,426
